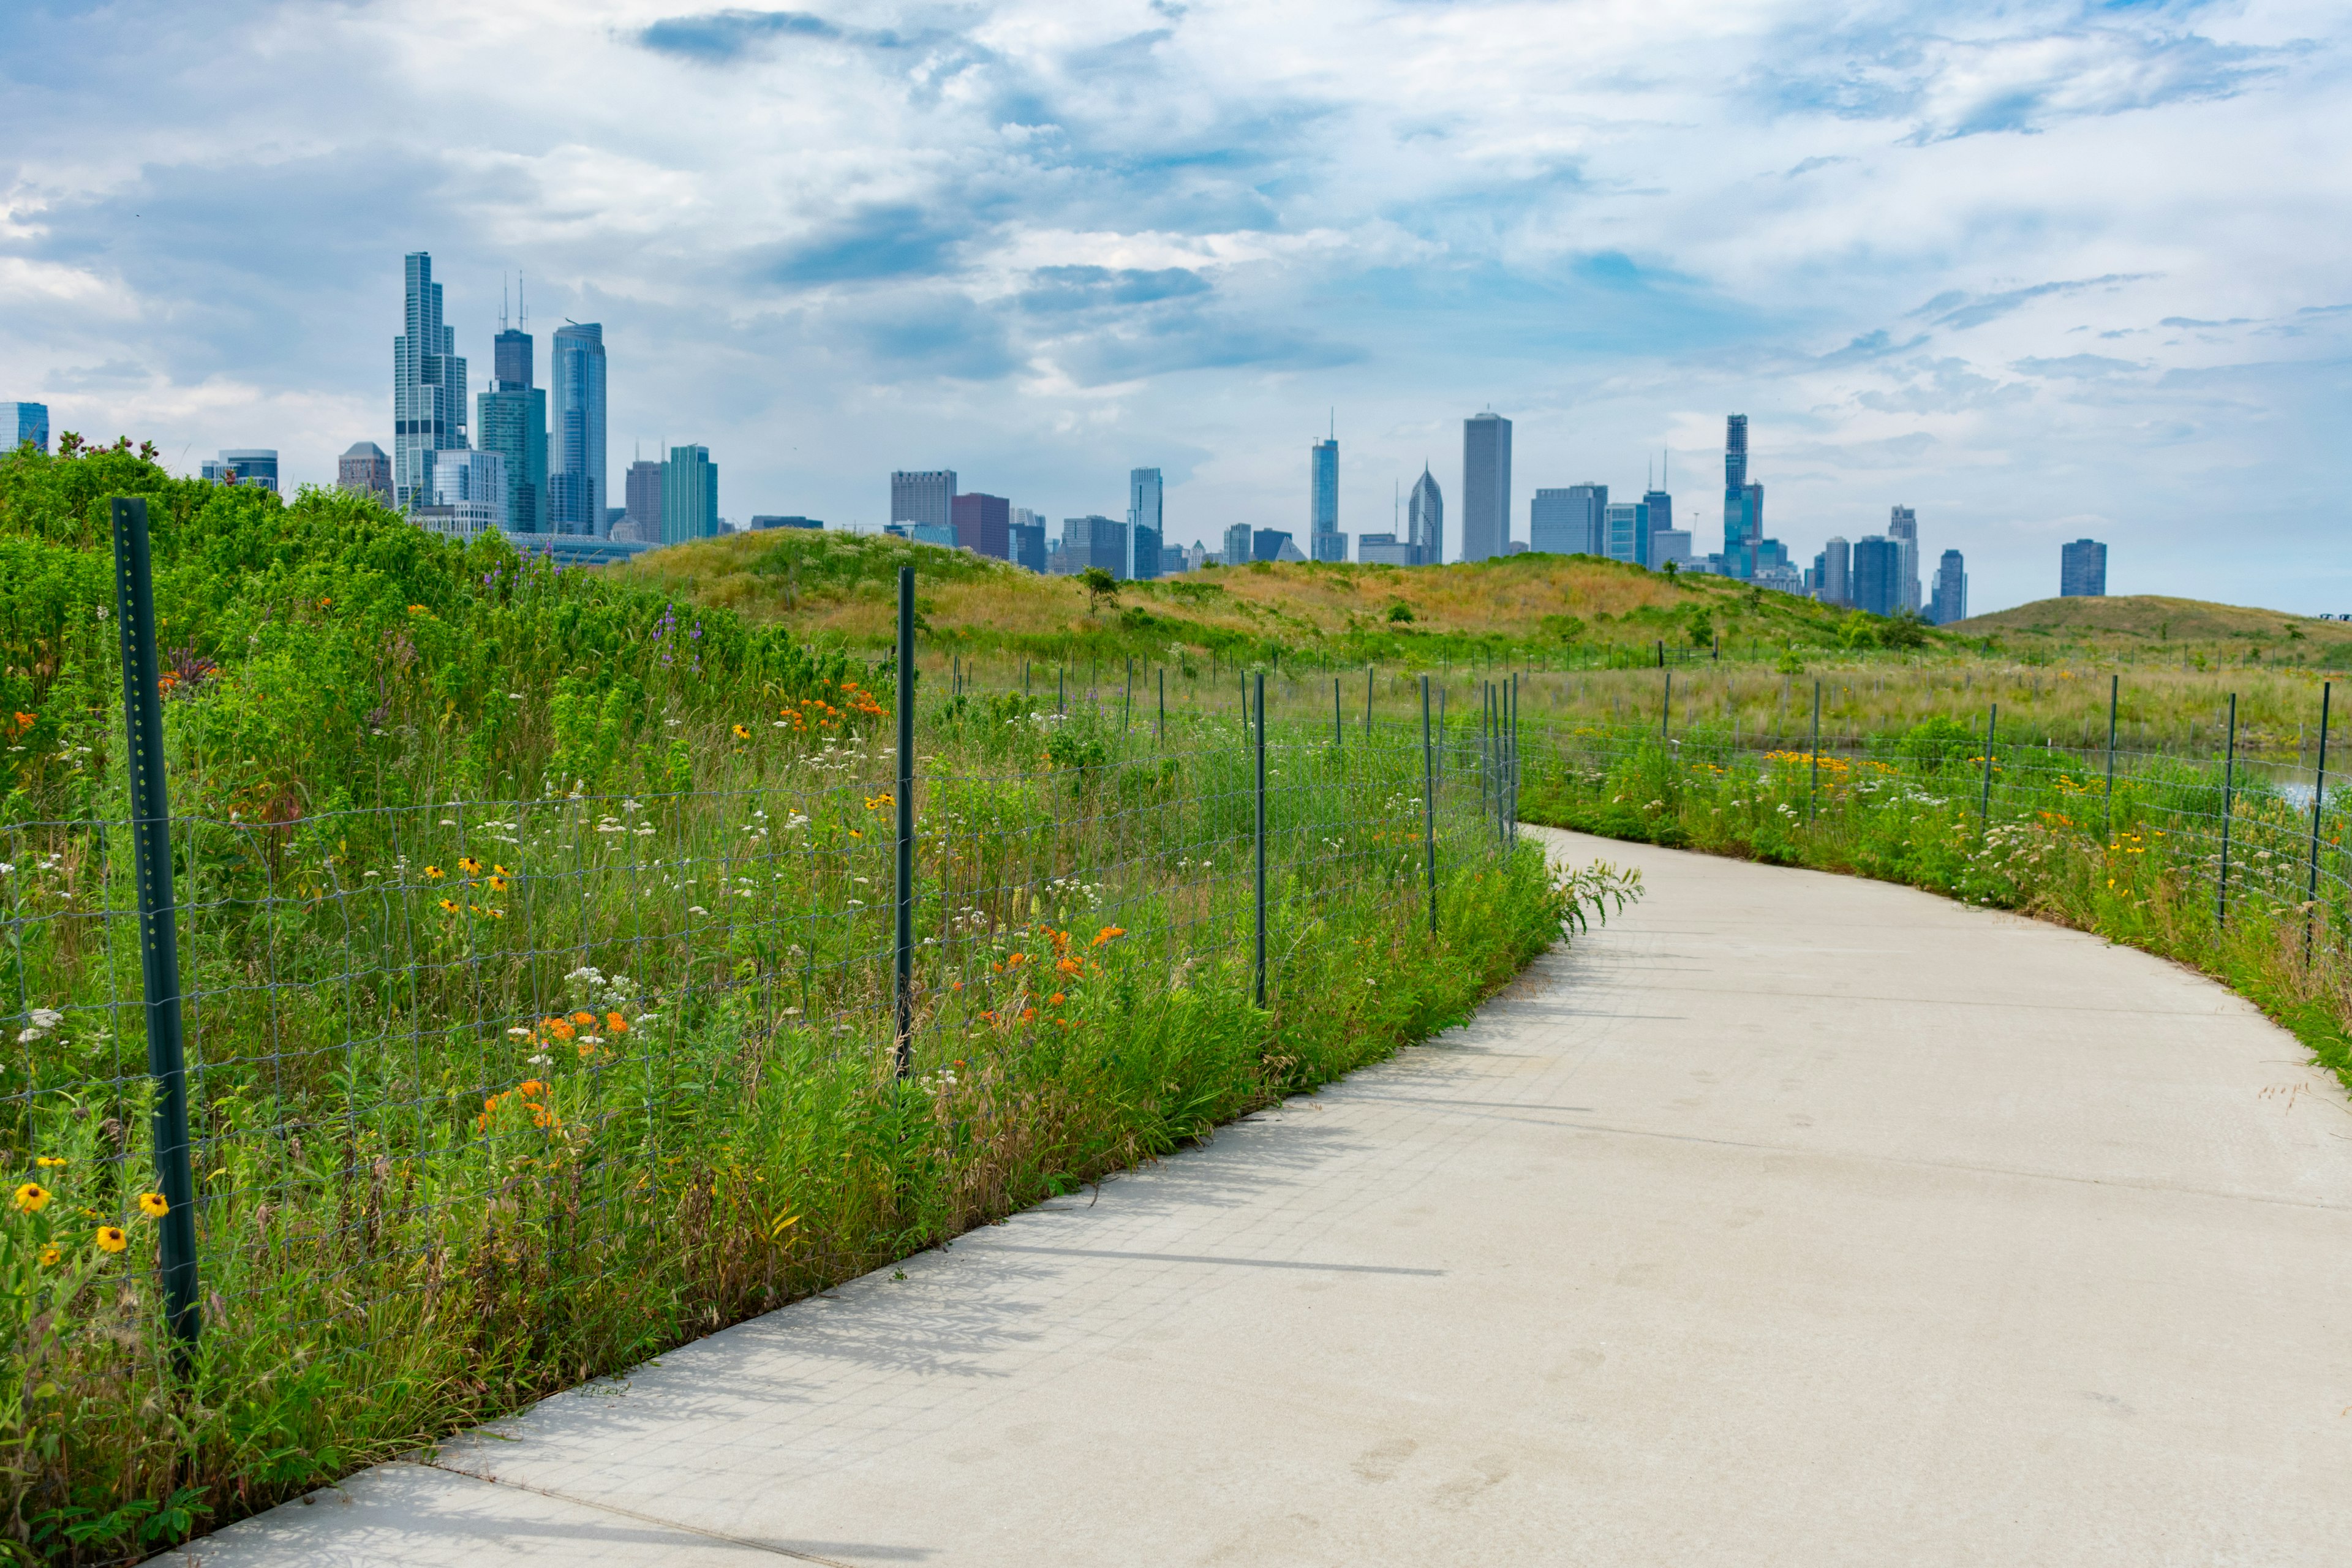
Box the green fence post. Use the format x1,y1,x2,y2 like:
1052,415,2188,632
2309,682,2331,963
2104,673,2119,841
1157,666,1165,746
1253,671,1267,1009
1979,703,1998,835
2217,693,2237,931
1662,671,1672,740
111,497,200,1365
1333,676,1341,749
1421,674,1437,934
894,566,916,1075
1808,680,1822,823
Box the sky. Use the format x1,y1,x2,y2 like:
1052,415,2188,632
4,0,2348,615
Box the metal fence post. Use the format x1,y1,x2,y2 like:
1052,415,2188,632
1978,703,1997,834
1157,666,1165,746
1124,657,1133,733
1662,671,1672,740
2217,693,2237,931
2117,677,2135,846
1365,664,1373,736
1333,676,1341,749
2309,682,2331,963
1509,672,1519,841
1253,671,1268,1009
1421,674,1437,933
111,497,200,1364
1809,679,1822,823
894,567,916,1074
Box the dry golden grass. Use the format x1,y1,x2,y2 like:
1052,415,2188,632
1951,594,2349,649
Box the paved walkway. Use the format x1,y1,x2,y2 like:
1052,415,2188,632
173,830,2352,1566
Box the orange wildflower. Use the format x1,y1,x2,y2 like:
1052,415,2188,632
605,1012,628,1034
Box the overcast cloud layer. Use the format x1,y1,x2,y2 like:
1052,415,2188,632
4,0,2346,614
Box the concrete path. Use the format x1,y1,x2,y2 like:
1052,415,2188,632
170,829,2352,1566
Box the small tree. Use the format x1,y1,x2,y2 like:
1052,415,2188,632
1387,601,1415,624
1079,566,1119,614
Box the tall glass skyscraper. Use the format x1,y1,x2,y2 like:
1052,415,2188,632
1128,467,1163,580
1308,438,1346,563
6,402,48,453
1887,506,1921,612
1931,549,1967,624
1461,413,1511,561
394,253,467,510
1852,535,1902,617
551,323,607,535
1408,465,1443,565
662,445,718,545
477,323,547,535
2060,538,2107,597
1722,415,1762,581
1531,484,1604,556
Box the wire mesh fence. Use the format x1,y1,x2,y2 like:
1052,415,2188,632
2,518,1566,1561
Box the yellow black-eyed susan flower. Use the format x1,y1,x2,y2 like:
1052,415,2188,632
488,875,509,893
137,1191,170,1218
13,1182,51,1214
458,856,481,875
37,1245,59,1268
438,898,460,913
34,1156,65,1170
424,865,445,880
733,724,751,740
94,1226,127,1254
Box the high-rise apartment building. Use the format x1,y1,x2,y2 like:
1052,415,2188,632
477,335,548,535
2061,538,2107,597
1461,413,1512,561
1852,535,1902,617
423,448,507,535
1407,466,1443,565
6,402,48,453
338,441,393,506
1819,536,1850,606
1722,415,1763,580
622,459,663,542
662,445,718,545
1931,549,1967,625
1309,438,1345,563
954,492,1012,560
393,253,467,510
202,450,280,492
549,323,606,534
1531,486,1605,556
1129,469,1163,579
891,471,956,532
1887,506,1921,612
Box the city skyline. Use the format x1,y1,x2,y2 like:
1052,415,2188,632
6,2,2346,612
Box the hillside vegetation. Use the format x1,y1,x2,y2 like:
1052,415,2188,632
1951,594,2349,657
617,529,1924,666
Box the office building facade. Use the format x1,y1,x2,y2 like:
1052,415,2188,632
1223,522,1253,568
662,445,718,545
1531,485,1604,556
1650,529,1693,569
6,402,48,453
621,459,663,542
1357,533,1415,567
394,253,467,510
1461,413,1511,561
1722,415,1764,580
477,381,548,535
202,450,280,492
1931,549,1967,625
1407,465,1442,565
1010,511,1047,573
1851,535,1902,617
1309,439,1345,563
1887,506,1921,612
337,441,393,507
424,448,507,535
954,492,1012,560
1603,501,1645,565
1064,515,1127,576
1817,536,1850,605
1129,469,1163,579
2061,538,2107,597
1642,488,1673,565
891,470,956,531
549,323,606,533
751,516,823,530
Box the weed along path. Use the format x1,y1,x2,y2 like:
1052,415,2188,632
170,829,2352,1566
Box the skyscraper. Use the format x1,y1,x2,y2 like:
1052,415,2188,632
5,402,48,453
338,441,393,507
954,492,1012,560
1129,468,1163,579
1530,484,1604,557
623,459,663,541
1722,415,1762,580
1642,484,1673,566
423,448,507,535
662,445,718,545
1407,466,1443,565
549,323,606,534
1819,536,1851,606
1852,535,1902,617
1603,502,1644,564
477,318,548,535
1931,549,1967,624
1309,437,1344,563
1887,506,1921,612
1065,515,1127,576
2061,538,2107,597
891,471,956,531
1461,413,1511,561
393,253,467,510
1224,522,1253,568
1009,509,1047,573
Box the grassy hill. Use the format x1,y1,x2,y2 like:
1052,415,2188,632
617,530,1912,666
1950,594,2350,655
